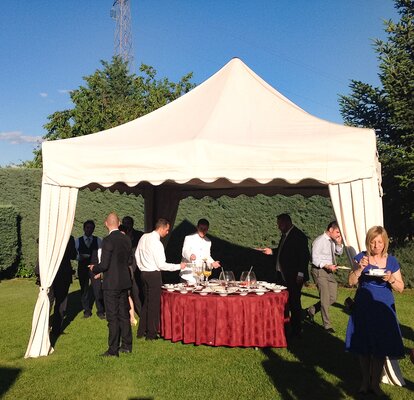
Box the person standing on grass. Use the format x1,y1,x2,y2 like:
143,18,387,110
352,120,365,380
258,213,310,338
346,226,404,396
75,220,102,318
89,213,132,357
306,221,343,333
135,218,186,340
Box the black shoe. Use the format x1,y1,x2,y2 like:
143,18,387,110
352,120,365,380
145,336,159,341
101,351,119,357
325,328,335,334
97,313,106,320
83,312,92,319
119,348,132,354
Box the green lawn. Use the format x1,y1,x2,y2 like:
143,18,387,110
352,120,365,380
0,279,413,400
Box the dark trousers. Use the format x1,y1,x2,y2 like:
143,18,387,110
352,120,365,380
277,271,303,335
129,267,142,317
138,271,162,339
103,289,132,355
78,266,93,315
90,274,105,316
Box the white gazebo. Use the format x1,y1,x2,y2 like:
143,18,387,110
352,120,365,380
26,58,383,358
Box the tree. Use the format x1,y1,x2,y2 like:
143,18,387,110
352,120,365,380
339,0,414,241
26,57,195,167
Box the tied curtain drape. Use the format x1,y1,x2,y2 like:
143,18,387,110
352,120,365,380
25,183,78,358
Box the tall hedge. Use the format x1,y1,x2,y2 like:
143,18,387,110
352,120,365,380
0,205,18,272
0,167,412,286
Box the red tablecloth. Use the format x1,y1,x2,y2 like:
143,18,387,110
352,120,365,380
160,290,289,348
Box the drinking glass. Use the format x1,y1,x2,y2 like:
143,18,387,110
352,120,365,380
202,262,212,284
219,271,236,287
240,271,257,287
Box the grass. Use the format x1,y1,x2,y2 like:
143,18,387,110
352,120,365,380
0,279,413,400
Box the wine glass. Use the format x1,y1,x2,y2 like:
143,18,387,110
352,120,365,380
219,271,236,287
194,263,203,285
240,271,257,288
202,262,212,284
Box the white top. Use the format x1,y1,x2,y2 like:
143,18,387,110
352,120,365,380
312,232,343,268
135,230,181,272
181,233,215,266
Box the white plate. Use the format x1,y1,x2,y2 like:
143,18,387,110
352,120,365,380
366,270,386,277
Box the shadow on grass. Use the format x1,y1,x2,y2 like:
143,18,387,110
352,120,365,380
51,289,82,348
0,367,21,398
261,322,364,400
128,398,154,400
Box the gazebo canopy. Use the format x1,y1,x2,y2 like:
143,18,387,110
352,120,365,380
26,58,383,358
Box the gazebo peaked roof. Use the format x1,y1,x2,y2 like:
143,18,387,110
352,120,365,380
27,58,383,358
42,57,378,191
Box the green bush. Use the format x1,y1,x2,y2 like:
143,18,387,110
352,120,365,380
0,167,412,286
0,205,18,272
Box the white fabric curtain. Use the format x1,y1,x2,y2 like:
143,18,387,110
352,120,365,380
329,177,383,260
25,183,78,358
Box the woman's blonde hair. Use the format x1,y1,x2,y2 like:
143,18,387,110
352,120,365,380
365,226,389,257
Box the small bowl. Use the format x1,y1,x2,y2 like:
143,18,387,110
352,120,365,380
167,288,175,292
239,292,248,296
256,292,265,296
273,289,281,293
199,292,208,296
180,290,188,294
219,293,228,297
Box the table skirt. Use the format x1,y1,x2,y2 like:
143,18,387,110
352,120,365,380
160,291,289,348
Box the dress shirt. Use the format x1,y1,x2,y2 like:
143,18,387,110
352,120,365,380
75,235,102,260
135,231,181,272
312,232,343,268
181,233,215,267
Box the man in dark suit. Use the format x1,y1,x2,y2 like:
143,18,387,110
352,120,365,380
90,213,132,357
75,220,103,318
260,213,310,337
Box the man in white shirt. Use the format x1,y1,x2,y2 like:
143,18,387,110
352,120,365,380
306,221,343,333
181,219,221,283
135,218,186,340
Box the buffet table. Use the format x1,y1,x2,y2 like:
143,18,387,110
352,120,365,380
160,290,289,348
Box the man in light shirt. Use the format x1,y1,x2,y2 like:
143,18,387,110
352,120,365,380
135,218,186,340
306,221,343,333
181,219,221,283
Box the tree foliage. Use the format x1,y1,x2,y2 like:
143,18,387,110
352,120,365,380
26,57,195,167
339,0,414,241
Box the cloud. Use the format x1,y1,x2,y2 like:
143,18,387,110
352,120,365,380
40,92,48,98
0,131,43,145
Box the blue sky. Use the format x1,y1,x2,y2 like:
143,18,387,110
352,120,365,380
0,0,397,166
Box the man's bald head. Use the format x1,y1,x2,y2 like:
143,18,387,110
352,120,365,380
105,212,120,231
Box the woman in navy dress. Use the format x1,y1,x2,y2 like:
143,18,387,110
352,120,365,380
346,226,404,396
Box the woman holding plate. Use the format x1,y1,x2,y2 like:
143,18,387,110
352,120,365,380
345,226,404,396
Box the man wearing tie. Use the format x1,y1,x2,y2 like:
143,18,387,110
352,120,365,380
260,213,310,337
306,221,343,333
75,220,102,318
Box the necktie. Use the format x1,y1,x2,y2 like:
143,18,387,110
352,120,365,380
331,240,336,265
85,237,92,248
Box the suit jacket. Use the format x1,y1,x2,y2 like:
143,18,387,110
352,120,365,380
275,226,310,282
93,230,132,291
